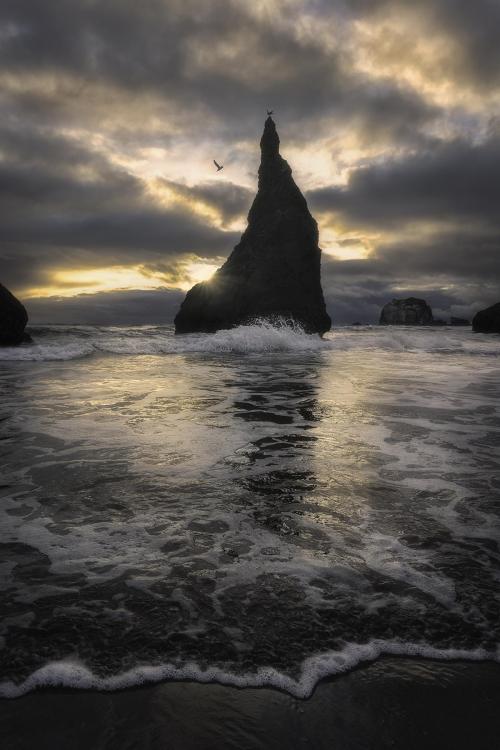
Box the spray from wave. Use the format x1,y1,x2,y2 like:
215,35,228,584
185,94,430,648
0,320,498,361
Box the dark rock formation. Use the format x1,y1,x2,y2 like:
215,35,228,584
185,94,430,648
175,117,331,334
0,283,29,345
450,317,470,326
472,302,500,333
379,298,433,326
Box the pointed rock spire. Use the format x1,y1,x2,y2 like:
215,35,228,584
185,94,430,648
174,118,331,335
260,116,280,159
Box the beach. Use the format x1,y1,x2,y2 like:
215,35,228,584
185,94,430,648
2,657,500,749
0,323,499,745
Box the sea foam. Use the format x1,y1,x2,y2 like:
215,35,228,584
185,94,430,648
0,641,497,699
0,321,498,361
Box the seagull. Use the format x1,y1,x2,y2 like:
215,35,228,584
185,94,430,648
213,159,224,172
267,110,274,115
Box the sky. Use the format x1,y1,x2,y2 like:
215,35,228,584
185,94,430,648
1,0,499,325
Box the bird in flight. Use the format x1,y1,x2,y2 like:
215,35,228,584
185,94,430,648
213,160,224,172
267,110,274,115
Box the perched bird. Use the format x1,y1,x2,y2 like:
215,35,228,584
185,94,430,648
267,110,274,115
213,160,224,172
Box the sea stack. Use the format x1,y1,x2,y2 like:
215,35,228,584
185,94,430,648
174,117,331,334
472,302,500,333
379,297,433,326
0,283,29,345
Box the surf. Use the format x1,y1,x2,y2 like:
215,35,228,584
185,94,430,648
0,321,498,361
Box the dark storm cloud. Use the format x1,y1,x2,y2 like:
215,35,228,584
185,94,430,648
0,121,146,217
0,121,238,290
159,179,253,226
337,86,439,148
351,0,500,90
375,233,500,280
26,288,185,326
2,207,236,258
430,0,500,87
322,234,500,287
321,253,500,325
0,123,95,168
0,0,442,302
0,1,340,108
0,0,499,325
309,135,500,229
0,143,140,220
0,0,439,144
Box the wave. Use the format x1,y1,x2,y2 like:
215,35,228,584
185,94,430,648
0,342,96,361
0,640,497,699
0,321,498,361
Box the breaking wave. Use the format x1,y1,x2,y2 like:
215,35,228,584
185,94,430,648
1,641,496,699
1,316,499,701
0,321,498,361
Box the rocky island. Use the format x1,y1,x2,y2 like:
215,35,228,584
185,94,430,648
0,283,29,345
472,302,500,333
174,117,331,334
379,297,433,326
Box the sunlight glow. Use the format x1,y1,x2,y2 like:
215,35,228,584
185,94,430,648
24,261,222,299
151,179,223,227
319,225,374,261
25,267,167,298
179,261,219,290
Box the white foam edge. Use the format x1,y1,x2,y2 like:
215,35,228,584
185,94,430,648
1,640,497,699
1,321,499,361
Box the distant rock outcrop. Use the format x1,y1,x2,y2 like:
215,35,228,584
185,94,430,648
0,283,29,346
379,297,433,326
175,117,331,335
450,317,471,327
472,302,500,333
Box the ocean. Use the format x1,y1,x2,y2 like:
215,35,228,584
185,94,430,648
0,321,499,699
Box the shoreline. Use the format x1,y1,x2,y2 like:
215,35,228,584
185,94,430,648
2,656,500,749
1,640,498,699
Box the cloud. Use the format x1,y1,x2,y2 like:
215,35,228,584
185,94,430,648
0,0,441,145
321,252,500,325
0,123,239,292
305,130,500,321
26,288,185,326
0,0,498,326
159,179,253,226
309,135,500,230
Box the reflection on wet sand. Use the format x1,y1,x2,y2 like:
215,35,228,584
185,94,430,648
0,344,499,695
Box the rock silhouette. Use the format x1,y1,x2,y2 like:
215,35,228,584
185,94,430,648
0,283,29,345
472,302,500,333
379,298,433,326
175,117,331,334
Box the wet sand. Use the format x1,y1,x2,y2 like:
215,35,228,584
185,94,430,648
2,657,500,750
